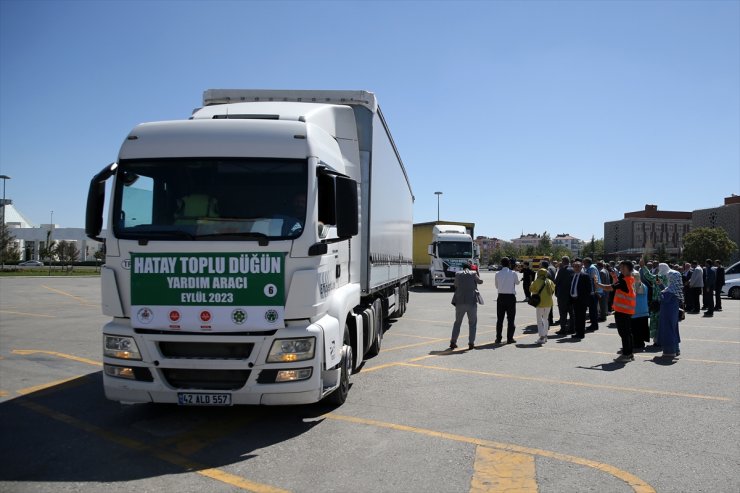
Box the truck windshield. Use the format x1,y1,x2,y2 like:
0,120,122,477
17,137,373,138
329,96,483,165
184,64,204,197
438,241,473,258
112,158,308,241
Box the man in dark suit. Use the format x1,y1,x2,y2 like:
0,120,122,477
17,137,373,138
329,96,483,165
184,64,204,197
714,260,725,311
554,256,575,334
568,259,593,340
449,261,484,350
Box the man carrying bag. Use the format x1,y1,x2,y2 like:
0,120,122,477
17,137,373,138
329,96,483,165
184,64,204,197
449,261,484,350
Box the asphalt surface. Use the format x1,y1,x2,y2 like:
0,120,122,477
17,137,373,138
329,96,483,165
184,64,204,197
0,273,738,493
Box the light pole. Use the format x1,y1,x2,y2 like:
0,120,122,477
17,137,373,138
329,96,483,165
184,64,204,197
47,210,54,275
0,174,10,270
434,191,443,222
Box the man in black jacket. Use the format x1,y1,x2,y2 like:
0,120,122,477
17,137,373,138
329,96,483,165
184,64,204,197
521,262,534,302
568,259,594,340
714,260,725,311
554,256,575,334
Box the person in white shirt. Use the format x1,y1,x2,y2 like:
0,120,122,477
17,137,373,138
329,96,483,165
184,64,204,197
495,257,520,344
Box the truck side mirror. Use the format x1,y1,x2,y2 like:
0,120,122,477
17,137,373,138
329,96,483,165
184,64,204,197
86,163,117,242
335,176,358,238
428,244,434,256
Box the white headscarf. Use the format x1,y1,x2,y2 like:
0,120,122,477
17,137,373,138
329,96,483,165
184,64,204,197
658,263,670,276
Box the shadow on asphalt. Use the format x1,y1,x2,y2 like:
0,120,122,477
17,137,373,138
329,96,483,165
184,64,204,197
646,356,679,366
0,372,349,485
576,361,626,372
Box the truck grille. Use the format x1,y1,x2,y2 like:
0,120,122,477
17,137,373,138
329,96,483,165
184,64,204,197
158,342,253,360
161,369,251,390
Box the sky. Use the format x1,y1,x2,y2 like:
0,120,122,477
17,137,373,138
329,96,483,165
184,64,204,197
1,0,738,242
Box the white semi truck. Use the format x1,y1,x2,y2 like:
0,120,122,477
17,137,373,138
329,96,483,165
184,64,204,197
412,222,477,288
86,89,413,406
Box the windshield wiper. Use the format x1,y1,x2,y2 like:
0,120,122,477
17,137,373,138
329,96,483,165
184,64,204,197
195,232,270,246
124,230,195,240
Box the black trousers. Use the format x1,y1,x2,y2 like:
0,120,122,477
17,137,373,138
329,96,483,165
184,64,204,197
704,288,714,314
615,312,633,356
496,293,517,341
715,288,722,310
572,298,588,337
689,287,702,312
556,296,574,333
630,316,649,349
523,283,531,299
587,294,599,327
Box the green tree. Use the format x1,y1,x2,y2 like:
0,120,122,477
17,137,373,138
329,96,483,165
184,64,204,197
537,231,552,255
655,243,668,262
56,241,80,266
40,241,57,264
0,226,21,264
682,227,738,263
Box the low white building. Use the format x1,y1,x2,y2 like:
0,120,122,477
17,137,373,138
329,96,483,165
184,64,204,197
2,200,104,261
553,233,583,256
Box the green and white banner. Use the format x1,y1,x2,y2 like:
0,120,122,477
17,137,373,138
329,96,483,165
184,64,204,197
130,252,285,331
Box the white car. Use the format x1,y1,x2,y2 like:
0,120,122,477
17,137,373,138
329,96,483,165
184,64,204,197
720,278,740,300
18,260,44,267
724,261,740,282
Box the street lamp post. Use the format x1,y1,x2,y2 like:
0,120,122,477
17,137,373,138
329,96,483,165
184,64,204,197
434,191,443,222
0,174,10,271
48,210,54,275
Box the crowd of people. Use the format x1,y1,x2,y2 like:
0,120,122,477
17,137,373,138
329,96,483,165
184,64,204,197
448,256,726,362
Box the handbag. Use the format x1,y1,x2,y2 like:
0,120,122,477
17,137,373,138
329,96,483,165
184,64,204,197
476,290,484,305
528,280,547,307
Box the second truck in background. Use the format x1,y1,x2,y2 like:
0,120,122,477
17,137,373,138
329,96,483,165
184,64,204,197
412,221,478,289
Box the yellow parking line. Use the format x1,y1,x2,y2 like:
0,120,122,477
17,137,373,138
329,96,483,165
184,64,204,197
591,332,740,344
388,332,445,340
382,329,512,352
470,446,537,493
361,354,436,373
0,309,55,318
398,363,731,401
41,284,95,305
543,347,740,366
0,390,9,397
13,349,102,367
16,375,87,395
17,399,290,493
325,413,655,493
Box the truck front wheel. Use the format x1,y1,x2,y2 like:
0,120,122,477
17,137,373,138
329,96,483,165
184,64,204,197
328,326,352,406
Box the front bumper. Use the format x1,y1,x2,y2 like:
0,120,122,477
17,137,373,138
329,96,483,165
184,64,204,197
101,318,333,405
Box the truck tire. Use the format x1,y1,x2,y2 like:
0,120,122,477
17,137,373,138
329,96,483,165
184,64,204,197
327,326,352,406
366,298,383,356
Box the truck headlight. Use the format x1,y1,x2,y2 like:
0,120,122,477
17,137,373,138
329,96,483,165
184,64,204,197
104,335,141,360
267,338,315,363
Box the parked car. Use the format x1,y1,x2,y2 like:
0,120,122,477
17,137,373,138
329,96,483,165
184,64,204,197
720,278,740,300
18,260,44,266
488,264,501,271
724,261,740,282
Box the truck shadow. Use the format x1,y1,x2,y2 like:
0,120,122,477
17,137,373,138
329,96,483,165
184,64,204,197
0,372,342,485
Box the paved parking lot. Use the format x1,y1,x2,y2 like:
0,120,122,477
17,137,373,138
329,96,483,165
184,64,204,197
1,273,738,492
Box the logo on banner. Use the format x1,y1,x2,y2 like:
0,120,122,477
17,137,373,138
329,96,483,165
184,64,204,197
231,308,247,325
200,310,212,322
137,307,153,324
264,309,279,324
169,310,180,322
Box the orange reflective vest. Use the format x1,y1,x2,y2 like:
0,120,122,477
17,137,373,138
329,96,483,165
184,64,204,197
613,276,636,315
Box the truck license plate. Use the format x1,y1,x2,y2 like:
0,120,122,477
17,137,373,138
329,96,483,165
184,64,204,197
177,392,232,406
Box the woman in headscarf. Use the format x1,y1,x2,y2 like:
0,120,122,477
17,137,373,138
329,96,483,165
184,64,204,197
639,258,667,348
656,263,683,358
